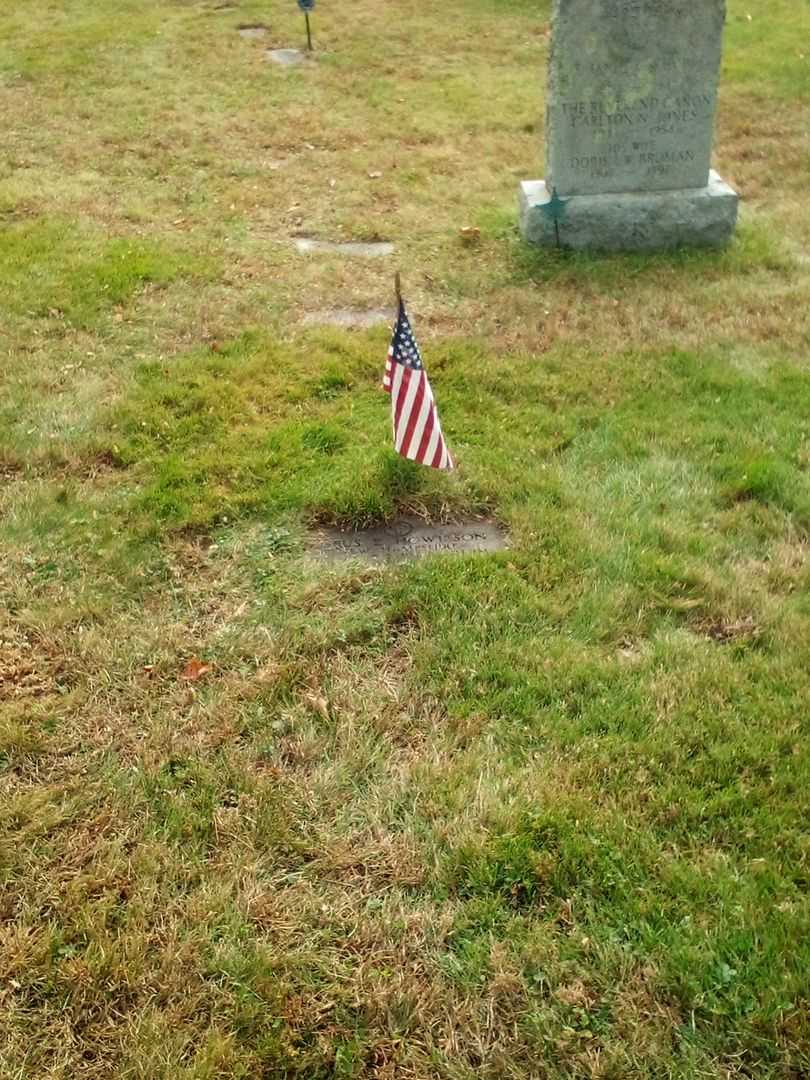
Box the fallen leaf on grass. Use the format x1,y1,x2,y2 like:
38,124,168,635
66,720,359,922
305,692,330,721
459,226,481,245
181,658,213,681
698,616,761,644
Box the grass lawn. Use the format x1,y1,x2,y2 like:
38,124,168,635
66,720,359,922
1,1,809,1077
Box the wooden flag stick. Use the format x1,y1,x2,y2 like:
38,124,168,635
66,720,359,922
394,271,402,305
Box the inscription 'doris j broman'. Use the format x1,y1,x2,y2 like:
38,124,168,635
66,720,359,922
312,519,509,562
559,94,712,186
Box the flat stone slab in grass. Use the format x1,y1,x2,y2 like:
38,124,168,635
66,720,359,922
312,519,509,563
295,238,395,257
302,308,394,329
238,24,268,39
266,48,306,66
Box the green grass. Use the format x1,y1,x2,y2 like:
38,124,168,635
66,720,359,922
1,1,810,1078
0,219,209,326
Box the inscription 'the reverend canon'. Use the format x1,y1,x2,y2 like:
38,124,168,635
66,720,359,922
546,0,727,196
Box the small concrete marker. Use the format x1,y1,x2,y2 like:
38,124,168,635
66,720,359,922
266,48,305,67
294,238,395,257
302,308,395,329
237,24,268,39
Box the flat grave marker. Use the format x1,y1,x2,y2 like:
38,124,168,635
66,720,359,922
294,238,395,257
302,308,395,329
237,24,268,39
266,48,306,67
312,519,510,563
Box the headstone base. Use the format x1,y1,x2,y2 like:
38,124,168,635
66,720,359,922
519,171,738,253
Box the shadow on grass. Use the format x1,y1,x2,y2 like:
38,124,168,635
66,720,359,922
307,450,470,530
477,207,792,288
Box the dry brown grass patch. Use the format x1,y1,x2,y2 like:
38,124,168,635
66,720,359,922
613,964,683,1058
693,613,762,645
0,624,66,702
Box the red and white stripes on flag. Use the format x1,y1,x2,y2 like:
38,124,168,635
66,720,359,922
382,300,454,471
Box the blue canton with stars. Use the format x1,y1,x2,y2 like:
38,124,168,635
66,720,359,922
392,304,423,371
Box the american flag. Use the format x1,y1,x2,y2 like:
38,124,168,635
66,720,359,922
383,300,454,471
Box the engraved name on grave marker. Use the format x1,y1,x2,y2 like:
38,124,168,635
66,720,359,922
313,520,509,563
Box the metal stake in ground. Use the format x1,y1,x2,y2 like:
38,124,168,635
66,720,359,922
540,187,568,250
297,0,315,50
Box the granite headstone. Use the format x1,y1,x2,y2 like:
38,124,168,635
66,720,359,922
520,0,739,251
